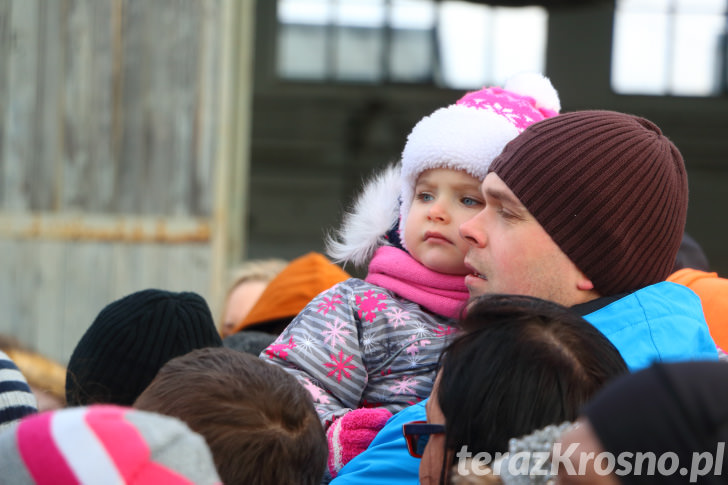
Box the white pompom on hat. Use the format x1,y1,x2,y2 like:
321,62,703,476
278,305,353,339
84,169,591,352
398,72,560,239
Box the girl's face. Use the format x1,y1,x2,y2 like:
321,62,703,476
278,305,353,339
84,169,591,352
404,168,484,275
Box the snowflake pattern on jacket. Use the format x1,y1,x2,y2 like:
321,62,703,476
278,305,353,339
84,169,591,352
260,278,458,427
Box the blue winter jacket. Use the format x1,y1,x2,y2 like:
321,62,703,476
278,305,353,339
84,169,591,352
330,281,718,485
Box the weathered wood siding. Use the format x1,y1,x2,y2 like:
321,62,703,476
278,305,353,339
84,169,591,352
0,0,227,364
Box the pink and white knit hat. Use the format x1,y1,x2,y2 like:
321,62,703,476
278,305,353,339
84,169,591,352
0,405,221,484
398,72,560,237
325,72,560,267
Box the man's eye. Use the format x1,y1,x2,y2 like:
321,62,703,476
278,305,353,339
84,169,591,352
497,208,517,219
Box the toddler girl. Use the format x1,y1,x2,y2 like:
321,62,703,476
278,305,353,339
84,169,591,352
261,72,560,477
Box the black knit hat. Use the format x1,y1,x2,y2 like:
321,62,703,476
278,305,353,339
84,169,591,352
65,289,222,406
583,361,728,485
489,110,688,296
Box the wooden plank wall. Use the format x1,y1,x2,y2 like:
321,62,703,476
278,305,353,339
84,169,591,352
0,0,225,365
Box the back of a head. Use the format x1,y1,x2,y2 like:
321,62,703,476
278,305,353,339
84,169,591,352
583,361,728,485
65,288,223,406
0,404,221,484
489,110,688,296
134,347,327,485
439,294,628,457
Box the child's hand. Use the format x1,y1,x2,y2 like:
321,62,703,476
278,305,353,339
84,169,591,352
326,407,393,478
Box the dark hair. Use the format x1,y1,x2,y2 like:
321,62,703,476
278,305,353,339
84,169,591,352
437,294,628,480
134,347,327,485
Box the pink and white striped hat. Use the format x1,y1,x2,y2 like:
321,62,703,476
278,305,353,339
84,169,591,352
0,405,221,484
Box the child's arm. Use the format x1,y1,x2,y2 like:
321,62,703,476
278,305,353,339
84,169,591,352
260,281,366,427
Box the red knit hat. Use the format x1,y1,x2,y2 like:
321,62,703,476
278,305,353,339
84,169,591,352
489,110,688,296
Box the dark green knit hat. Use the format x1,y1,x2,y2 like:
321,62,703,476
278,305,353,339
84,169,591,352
65,289,222,406
489,110,688,295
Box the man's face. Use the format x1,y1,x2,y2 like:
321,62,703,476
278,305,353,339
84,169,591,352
459,173,593,307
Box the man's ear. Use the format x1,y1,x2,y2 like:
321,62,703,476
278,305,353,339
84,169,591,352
576,272,595,292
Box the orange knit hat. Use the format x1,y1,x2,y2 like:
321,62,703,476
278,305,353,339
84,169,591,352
232,252,351,333
668,268,728,351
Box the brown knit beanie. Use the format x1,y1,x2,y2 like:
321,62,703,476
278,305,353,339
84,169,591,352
489,110,688,296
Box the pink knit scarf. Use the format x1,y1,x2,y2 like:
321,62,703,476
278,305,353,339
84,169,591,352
365,246,469,319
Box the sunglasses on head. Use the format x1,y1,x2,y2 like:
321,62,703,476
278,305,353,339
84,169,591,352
402,420,446,458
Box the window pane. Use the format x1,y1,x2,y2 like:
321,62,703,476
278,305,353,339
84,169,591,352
674,0,726,11
275,0,548,87
438,2,494,89
611,0,728,96
278,25,329,80
391,0,437,29
672,12,725,95
390,0,437,82
278,0,332,25
390,29,435,82
437,1,547,89
611,10,670,94
334,0,386,28
491,7,547,86
334,27,383,82
618,0,669,9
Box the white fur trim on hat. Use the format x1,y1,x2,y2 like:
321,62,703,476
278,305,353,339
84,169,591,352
325,163,401,268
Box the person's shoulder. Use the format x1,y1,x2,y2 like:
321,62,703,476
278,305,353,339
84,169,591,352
588,281,702,320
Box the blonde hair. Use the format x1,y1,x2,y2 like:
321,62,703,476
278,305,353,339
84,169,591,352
219,258,288,328
226,259,288,290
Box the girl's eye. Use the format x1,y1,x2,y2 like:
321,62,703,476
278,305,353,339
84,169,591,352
462,197,483,207
416,192,434,202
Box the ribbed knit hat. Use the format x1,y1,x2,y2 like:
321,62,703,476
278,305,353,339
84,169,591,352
0,350,38,432
65,289,223,406
489,110,688,296
0,404,221,484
